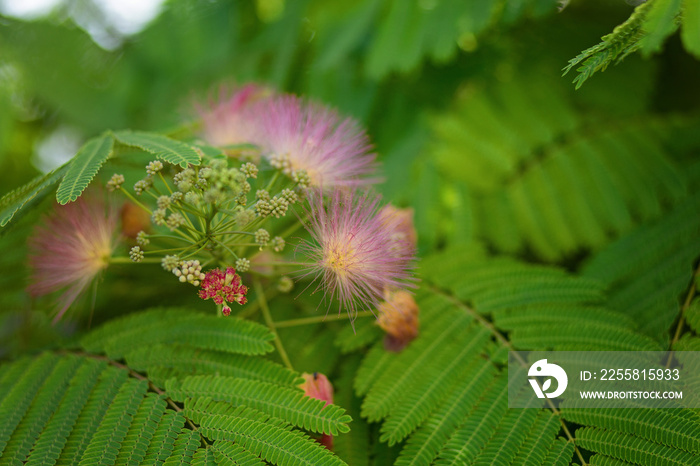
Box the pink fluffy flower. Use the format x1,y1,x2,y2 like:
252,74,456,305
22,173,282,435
27,196,118,322
197,83,271,147
198,267,248,315
259,95,379,188
297,189,415,318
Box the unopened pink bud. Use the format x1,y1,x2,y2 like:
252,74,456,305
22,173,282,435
299,372,334,450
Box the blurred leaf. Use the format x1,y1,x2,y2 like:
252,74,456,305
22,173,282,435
0,18,127,132
681,0,700,58
0,164,68,229
640,0,682,56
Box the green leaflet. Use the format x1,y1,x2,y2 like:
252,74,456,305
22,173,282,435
113,130,201,168
56,134,114,205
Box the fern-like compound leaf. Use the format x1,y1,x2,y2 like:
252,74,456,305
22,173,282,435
25,358,105,466
163,429,200,466
142,411,186,465
562,404,700,455
167,375,352,435
433,375,509,465
191,446,217,466
114,393,168,465
583,191,700,343
2,355,82,464
510,411,563,466
56,134,113,204
199,412,347,466
0,353,60,455
113,130,201,168
210,440,266,466
576,427,698,466
563,1,651,88
77,378,148,465
394,359,498,466
378,325,492,445
81,308,275,358
58,365,129,464
430,72,695,259
125,344,300,387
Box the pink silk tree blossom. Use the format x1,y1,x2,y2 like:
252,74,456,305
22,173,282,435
297,189,415,320
197,83,271,148
27,195,118,322
259,95,379,188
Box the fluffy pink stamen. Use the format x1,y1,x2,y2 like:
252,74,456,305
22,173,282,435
259,95,379,188
297,189,416,319
27,195,118,322
197,83,271,147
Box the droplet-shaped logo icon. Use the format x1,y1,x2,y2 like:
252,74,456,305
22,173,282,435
528,359,568,399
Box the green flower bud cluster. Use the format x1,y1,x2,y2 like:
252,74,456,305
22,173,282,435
112,151,306,304
129,246,144,262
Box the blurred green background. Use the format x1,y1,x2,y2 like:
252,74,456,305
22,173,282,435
1,0,699,355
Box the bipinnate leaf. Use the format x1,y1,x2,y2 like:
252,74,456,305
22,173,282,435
166,375,352,435
113,130,201,168
199,412,346,466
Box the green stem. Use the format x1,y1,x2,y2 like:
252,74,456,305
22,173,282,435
278,212,310,240
666,262,700,367
159,172,174,195
264,171,281,191
213,231,255,236
274,310,375,328
249,261,305,267
143,234,192,242
110,257,162,264
254,279,293,371
119,187,152,215
209,237,240,262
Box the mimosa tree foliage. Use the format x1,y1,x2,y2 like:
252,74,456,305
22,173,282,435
1,1,699,465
